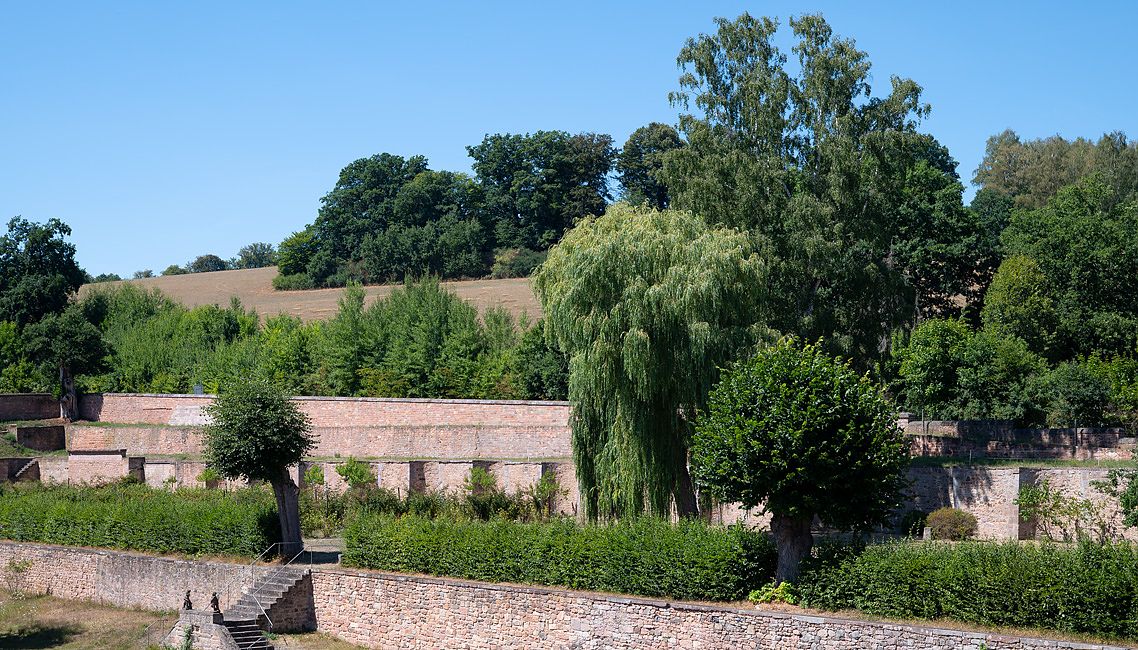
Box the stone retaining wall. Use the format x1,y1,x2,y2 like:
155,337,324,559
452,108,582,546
0,541,1127,650
0,393,57,421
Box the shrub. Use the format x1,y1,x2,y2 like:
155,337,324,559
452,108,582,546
896,510,927,537
798,540,1138,640
335,458,376,491
0,483,278,557
271,273,316,291
343,515,774,602
748,580,800,605
490,247,546,279
926,507,977,540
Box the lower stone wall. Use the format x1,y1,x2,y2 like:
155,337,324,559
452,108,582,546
0,541,253,612
311,567,1125,649
0,541,1125,650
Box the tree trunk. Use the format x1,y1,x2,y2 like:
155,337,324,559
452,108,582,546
674,449,699,519
58,365,78,422
271,469,303,558
771,512,814,584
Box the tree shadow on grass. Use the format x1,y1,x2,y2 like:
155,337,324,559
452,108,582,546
0,622,81,649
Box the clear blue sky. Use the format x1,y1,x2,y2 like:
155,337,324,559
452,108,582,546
2,1,1135,276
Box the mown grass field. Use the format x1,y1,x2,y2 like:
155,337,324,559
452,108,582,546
79,266,542,322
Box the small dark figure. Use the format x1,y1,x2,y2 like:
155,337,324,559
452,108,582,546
183,590,192,610
210,592,220,613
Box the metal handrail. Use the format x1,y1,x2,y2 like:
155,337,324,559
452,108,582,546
218,541,288,616
245,546,312,631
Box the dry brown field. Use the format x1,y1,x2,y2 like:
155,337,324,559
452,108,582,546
78,267,542,322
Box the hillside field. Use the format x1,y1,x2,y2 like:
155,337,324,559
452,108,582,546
79,267,542,322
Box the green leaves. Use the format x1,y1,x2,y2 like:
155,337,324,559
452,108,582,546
202,380,314,483
535,203,767,519
344,515,774,602
0,483,278,557
692,338,907,529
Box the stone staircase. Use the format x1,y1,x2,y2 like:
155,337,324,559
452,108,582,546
222,566,310,649
12,459,37,481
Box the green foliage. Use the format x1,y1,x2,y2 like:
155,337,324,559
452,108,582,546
1017,478,1118,543
489,247,546,279
0,482,278,557
981,255,1059,358
897,510,928,537
303,464,325,487
21,304,108,375
469,131,615,251
616,122,683,210
335,458,376,491
895,319,1047,422
271,273,316,291
748,580,800,605
798,540,1138,640
276,229,317,277
693,338,908,529
925,507,977,540
234,242,277,269
0,217,86,327
1000,177,1138,360
202,380,314,483
1033,361,1113,427
535,203,767,519
187,254,229,274
161,264,186,276
663,14,981,363
974,129,1138,210
343,515,774,602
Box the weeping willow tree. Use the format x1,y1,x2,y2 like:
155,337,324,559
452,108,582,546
534,203,768,520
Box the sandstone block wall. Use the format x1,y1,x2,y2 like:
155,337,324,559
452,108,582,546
1,542,1123,650
309,567,1127,650
66,450,143,485
0,393,58,421
0,541,253,612
74,393,573,461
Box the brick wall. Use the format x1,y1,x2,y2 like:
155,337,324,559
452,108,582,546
0,541,1125,650
0,393,58,421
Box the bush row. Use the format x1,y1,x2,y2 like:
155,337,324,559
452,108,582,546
343,514,774,602
0,482,278,557
799,540,1138,640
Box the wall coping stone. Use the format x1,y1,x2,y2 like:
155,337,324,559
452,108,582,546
85,392,571,407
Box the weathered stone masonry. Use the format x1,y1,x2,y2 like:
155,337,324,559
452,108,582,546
0,541,1129,650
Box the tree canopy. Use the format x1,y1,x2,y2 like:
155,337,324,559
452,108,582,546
661,13,980,362
692,338,908,582
535,203,768,520
616,122,684,210
203,380,315,552
0,217,86,327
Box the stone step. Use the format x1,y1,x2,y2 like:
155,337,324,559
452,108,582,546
12,459,38,480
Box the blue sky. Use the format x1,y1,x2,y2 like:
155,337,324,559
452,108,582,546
2,1,1135,276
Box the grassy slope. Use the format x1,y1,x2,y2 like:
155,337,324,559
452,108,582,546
78,267,541,322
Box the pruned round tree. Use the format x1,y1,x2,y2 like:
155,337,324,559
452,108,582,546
534,202,768,520
203,380,314,555
691,338,908,583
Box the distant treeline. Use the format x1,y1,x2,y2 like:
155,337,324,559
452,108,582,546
271,125,683,290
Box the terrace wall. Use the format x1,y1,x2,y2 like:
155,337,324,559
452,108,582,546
0,541,1126,650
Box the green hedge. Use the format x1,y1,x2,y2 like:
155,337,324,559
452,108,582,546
344,515,773,601
0,483,279,557
799,540,1138,640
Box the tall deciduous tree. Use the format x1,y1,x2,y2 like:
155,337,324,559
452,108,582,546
468,131,615,251
202,381,315,555
0,217,86,327
235,242,277,269
22,305,108,420
662,14,978,362
692,338,908,583
534,203,768,520
616,122,684,210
